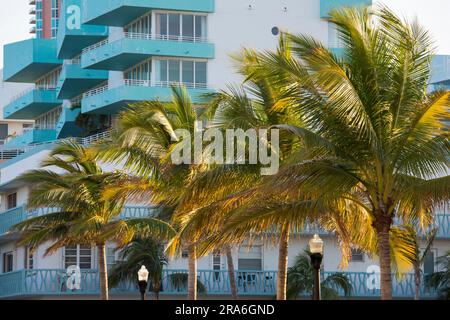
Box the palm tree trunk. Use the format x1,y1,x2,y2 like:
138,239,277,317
188,245,197,300
414,262,421,300
377,229,393,300
97,243,109,300
277,224,290,300
225,245,238,300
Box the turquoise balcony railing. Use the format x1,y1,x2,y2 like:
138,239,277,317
82,0,215,27
0,205,159,237
0,206,26,235
0,269,438,299
81,80,213,114
3,39,62,83
3,129,57,148
81,33,214,70
3,88,63,120
56,61,109,99
320,0,373,18
57,0,108,58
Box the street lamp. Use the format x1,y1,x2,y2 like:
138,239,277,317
137,265,149,300
309,234,324,301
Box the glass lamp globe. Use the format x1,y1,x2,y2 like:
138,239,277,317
309,234,324,255
138,265,149,282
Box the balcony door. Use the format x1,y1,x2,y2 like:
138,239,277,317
2,252,14,273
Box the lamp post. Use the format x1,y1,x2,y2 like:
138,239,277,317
137,265,149,300
309,234,324,301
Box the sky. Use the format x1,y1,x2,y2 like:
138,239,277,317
0,0,450,68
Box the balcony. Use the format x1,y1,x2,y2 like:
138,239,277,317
0,205,158,238
3,129,57,148
3,39,62,83
57,0,109,58
81,33,214,70
56,60,109,99
55,105,82,139
320,0,373,18
0,269,437,299
3,88,63,120
81,80,213,114
82,0,215,27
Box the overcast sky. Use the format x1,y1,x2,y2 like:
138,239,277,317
0,0,449,67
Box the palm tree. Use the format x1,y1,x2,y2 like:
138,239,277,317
236,6,450,299
95,87,256,300
287,251,352,300
108,237,167,300
13,141,175,300
404,225,438,300
426,251,450,300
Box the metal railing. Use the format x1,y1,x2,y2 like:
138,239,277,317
82,85,109,98
124,79,209,90
81,38,109,54
0,269,439,299
81,33,209,55
0,204,156,237
124,32,209,43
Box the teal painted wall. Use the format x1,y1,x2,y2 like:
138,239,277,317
3,39,62,83
320,0,372,18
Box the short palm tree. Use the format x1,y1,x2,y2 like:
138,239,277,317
108,237,167,300
287,251,352,300
426,251,450,300
238,6,450,299
13,141,175,300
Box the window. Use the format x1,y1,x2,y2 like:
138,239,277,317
350,249,364,262
212,251,222,281
0,124,8,140
7,193,17,210
423,251,435,275
25,247,34,270
155,59,207,88
155,13,207,41
107,248,116,270
181,250,189,259
64,245,92,269
3,252,13,273
328,22,344,48
238,244,262,270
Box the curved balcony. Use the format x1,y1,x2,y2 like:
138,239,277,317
81,33,214,70
0,269,438,299
81,80,213,114
82,0,215,27
3,88,63,120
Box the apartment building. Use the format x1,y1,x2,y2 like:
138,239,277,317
0,0,448,299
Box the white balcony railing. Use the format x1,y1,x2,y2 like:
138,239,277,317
82,32,209,54
124,79,209,90
124,32,209,43
82,85,109,98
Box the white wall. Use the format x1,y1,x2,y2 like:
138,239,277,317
208,0,329,89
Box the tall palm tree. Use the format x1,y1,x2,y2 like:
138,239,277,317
426,251,450,300
108,237,167,300
287,251,352,300
13,141,175,300
95,87,257,300
237,6,450,299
